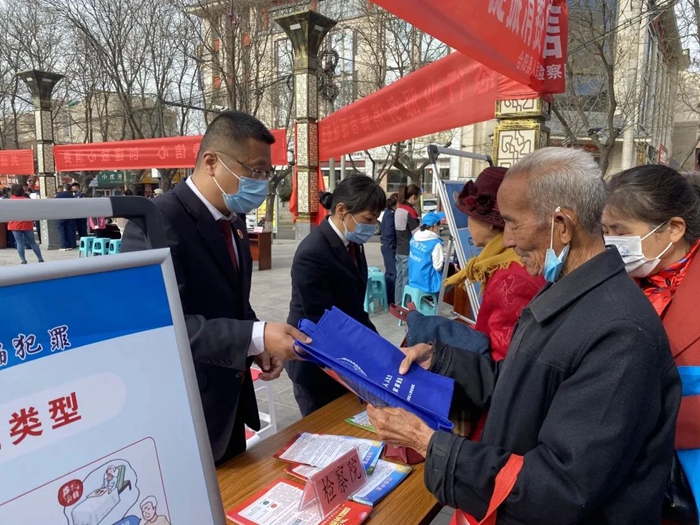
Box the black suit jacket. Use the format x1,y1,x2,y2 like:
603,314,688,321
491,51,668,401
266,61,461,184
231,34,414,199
122,183,259,462
288,218,375,331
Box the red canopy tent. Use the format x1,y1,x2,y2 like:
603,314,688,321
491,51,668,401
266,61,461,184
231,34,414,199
289,0,568,221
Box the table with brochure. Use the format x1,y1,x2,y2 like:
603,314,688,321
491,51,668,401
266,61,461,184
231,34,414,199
217,393,443,525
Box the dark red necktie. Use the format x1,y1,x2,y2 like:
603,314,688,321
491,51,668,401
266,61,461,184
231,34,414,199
217,219,239,273
348,243,358,267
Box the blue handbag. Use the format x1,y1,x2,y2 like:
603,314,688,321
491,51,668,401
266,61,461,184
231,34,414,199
296,307,455,431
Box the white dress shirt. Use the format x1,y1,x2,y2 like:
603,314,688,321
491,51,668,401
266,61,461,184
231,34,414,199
186,177,265,357
328,217,350,248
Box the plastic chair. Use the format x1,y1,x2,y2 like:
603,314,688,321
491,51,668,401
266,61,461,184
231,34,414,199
400,284,439,323
78,236,95,258
108,239,122,255
245,367,278,449
364,283,376,314
91,238,110,256
367,270,388,313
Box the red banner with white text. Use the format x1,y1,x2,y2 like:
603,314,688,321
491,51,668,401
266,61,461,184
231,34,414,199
54,129,288,172
318,53,538,161
371,0,567,93
0,149,35,176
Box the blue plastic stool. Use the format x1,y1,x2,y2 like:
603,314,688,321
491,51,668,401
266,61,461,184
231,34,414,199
367,271,388,312
399,284,439,324
108,239,122,255
364,284,376,314
91,238,110,256
78,236,95,258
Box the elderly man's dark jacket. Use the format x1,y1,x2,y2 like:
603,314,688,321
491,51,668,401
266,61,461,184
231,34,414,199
425,248,681,524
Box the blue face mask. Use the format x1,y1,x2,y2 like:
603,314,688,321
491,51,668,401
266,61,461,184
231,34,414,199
542,206,570,283
345,214,376,245
213,157,268,215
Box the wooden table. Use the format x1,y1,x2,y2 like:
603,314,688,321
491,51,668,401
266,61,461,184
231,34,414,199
248,231,272,271
217,394,442,524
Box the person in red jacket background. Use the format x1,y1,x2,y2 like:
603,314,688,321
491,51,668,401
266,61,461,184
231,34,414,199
444,167,544,361
6,184,43,265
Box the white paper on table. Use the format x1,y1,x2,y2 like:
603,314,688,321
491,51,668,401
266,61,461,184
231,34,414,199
278,433,378,469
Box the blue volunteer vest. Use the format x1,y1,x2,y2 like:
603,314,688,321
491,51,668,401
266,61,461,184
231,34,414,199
408,236,444,293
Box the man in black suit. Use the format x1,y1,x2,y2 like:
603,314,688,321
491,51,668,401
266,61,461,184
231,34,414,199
122,111,307,464
55,184,76,250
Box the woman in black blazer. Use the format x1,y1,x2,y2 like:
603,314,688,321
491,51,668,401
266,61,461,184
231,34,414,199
286,174,386,416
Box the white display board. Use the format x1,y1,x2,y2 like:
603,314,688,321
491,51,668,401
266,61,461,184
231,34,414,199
0,250,225,525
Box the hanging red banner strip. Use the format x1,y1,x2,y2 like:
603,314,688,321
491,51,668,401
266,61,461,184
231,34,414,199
371,0,568,93
0,149,35,176
54,129,288,172
318,53,538,161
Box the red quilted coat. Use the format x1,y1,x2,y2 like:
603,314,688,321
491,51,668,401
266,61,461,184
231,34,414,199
474,262,545,361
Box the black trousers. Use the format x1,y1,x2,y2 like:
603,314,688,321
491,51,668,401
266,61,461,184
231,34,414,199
284,360,349,417
57,219,76,248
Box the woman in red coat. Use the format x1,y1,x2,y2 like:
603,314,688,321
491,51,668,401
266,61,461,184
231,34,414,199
603,165,700,523
6,184,44,265
444,167,544,361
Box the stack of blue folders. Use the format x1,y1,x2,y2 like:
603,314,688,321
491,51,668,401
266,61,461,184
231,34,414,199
296,307,455,431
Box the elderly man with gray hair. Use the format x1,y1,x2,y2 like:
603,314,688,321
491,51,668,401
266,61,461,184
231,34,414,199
368,148,681,523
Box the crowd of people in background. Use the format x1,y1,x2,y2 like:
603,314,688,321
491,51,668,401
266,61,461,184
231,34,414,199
1,180,164,260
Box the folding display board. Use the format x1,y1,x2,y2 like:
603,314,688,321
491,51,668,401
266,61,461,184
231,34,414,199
430,146,492,321
0,198,225,525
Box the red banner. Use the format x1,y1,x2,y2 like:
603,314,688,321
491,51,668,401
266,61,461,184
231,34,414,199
54,130,288,172
371,0,567,93
0,149,35,176
318,53,537,161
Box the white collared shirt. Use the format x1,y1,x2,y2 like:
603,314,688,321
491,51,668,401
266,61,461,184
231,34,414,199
328,216,350,248
185,177,265,357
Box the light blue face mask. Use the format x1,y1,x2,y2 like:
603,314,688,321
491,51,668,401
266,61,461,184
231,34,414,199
543,206,570,283
345,214,376,245
213,156,268,215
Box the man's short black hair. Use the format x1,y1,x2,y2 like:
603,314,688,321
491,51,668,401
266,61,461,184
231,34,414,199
10,183,24,197
71,182,80,188
197,110,275,165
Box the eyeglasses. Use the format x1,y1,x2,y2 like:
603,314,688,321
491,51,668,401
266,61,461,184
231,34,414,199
216,152,275,180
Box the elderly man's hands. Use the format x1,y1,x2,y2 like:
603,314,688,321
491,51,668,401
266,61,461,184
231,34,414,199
367,405,434,458
399,343,434,375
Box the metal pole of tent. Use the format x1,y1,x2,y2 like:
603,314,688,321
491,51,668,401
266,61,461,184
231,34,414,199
428,145,493,323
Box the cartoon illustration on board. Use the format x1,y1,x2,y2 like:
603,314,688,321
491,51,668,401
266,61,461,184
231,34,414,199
0,438,171,524
138,496,171,525
64,459,140,525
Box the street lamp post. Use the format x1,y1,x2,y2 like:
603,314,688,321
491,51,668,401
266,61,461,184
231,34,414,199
18,70,64,249
275,10,336,241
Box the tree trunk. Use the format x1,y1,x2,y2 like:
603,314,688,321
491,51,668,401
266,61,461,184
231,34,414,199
264,191,276,232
